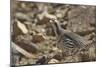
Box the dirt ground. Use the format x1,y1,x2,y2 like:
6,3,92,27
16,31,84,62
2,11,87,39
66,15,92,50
11,1,96,66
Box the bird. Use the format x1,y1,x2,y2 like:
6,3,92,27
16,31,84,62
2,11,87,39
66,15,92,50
49,19,86,56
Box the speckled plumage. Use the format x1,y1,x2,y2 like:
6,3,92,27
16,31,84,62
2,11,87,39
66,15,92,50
50,19,86,55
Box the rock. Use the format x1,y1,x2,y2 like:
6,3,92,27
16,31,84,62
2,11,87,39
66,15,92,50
48,59,59,64
15,12,33,21
19,58,28,65
12,20,27,41
36,56,47,64
62,56,74,62
53,53,63,61
32,34,45,43
68,6,85,19
28,59,35,64
16,20,28,34
36,17,49,25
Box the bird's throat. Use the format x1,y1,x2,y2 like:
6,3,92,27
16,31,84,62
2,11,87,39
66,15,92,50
52,21,62,37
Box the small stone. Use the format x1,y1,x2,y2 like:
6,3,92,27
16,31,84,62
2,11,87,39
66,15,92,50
32,34,45,43
19,58,28,65
48,59,59,64
15,12,32,21
16,20,28,34
52,47,58,51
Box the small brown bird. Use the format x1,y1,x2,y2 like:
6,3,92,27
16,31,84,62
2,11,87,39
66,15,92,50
49,19,86,55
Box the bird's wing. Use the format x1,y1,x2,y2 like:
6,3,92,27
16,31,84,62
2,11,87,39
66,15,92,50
62,32,86,48
62,36,76,48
